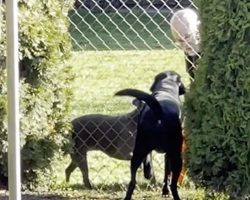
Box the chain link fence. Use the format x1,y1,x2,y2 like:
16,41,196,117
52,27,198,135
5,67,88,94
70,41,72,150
66,0,199,194
69,0,197,51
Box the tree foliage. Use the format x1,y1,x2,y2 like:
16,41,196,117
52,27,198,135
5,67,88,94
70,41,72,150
0,0,74,189
185,0,250,198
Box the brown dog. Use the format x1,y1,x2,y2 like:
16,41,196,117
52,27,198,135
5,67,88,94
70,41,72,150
65,99,155,189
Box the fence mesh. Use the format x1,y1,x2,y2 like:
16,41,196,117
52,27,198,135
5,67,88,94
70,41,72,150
66,0,199,195
69,0,197,51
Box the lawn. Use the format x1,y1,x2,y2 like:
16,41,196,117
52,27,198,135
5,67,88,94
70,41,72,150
68,49,190,117
68,9,176,51
59,49,227,200
51,9,229,200
0,8,229,200
57,48,192,196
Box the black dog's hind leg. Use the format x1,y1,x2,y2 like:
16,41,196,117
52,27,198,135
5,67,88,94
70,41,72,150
143,153,156,183
162,154,171,196
124,146,150,200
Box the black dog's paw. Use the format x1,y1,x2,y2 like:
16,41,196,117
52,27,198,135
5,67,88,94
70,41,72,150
162,184,170,197
162,194,170,198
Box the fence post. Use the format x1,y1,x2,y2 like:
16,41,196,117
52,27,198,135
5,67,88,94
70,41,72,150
0,0,2,40
6,0,21,199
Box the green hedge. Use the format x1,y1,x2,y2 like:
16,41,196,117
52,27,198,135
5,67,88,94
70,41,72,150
185,0,250,198
0,0,74,190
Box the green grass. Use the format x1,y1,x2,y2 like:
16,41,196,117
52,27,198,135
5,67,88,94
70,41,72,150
54,49,229,199
54,49,191,198
56,49,190,197
49,10,230,200
68,49,189,117
68,9,175,50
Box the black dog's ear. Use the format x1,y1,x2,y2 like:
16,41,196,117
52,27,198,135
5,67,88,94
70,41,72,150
173,73,186,95
179,81,186,95
150,73,167,92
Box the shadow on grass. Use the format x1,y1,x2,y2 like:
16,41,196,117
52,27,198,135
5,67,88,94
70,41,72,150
0,191,69,200
68,9,176,51
60,182,164,200
69,181,162,192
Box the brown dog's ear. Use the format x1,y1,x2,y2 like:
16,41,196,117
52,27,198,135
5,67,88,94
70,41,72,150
132,99,141,107
132,99,145,110
150,73,167,92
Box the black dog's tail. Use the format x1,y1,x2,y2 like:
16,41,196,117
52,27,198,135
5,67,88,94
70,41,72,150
115,89,163,121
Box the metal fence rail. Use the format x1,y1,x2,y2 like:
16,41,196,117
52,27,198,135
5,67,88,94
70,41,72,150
74,0,195,11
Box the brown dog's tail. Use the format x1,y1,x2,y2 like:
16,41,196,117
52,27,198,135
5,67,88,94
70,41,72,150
115,88,163,122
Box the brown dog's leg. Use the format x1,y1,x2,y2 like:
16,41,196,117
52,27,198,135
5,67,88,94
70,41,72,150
76,153,92,189
65,160,77,182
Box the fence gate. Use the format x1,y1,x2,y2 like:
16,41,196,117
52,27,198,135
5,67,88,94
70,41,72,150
66,0,198,197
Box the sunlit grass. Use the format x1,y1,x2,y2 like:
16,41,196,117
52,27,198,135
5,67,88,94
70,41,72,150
50,48,228,200
48,9,231,200
49,47,232,199
68,49,189,118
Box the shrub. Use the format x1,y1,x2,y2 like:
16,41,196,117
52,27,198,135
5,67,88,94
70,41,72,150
0,0,74,190
185,0,250,198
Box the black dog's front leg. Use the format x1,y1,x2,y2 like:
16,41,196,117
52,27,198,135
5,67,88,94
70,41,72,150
169,153,182,200
124,157,140,200
124,180,136,200
124,147,149,200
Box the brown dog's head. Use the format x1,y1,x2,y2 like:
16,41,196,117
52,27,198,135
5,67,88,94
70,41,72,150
150,71,185,95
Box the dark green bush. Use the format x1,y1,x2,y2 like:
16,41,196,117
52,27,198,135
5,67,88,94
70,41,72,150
0,2,8,186
185,0,250,198
0,0,74,190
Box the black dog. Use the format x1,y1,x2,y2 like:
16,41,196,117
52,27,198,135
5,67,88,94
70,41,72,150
115,71,185,200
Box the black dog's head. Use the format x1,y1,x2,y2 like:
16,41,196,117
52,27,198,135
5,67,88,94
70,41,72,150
150,71,185,95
